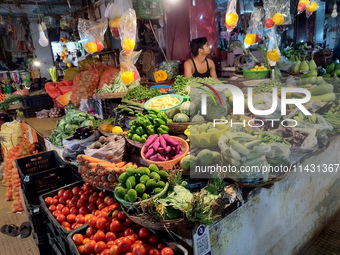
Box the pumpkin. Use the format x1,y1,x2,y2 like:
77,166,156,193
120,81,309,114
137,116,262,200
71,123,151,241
173,113,190,123
180,101,196,116
192,111,205,122
154,70,168,83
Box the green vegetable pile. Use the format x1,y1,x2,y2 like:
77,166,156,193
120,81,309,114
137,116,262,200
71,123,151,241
0,94,22,111
322,100,340,133
127,109,170,143
253,79,287,94
115,164,169,202
49,110,114,146
250,130,286,144
122,86,160,103
115,99,146,116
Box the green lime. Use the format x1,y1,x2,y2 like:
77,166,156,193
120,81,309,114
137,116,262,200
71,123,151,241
135,183,146,195
146,179,157,192
125,167,136,176
114,186,126,199
136,167,146,176
156,181,166,188
139,175,150,185
149,164,159,172
153,188,163,194
127,189,137,202
142,193,149,200
150,172,161,182
158,170,168,182
126,176,136,190
118,172,128,184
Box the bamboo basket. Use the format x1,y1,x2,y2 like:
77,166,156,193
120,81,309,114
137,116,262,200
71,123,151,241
95,92,127,99
167,121,206,135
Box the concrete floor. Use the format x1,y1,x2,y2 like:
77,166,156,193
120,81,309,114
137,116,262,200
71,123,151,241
0,179,39,255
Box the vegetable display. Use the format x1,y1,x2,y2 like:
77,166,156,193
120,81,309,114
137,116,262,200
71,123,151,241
253,79,287,93
122,85,161,103
0,94,22,111
115,99,145,116
274,128,308,147
127,109,169,143
114,163,168,202
142,134,184,161
145,95,181,110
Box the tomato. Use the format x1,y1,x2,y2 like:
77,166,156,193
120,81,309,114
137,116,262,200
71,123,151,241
148,235,159,245
78,190,84,195
72,195,80,201
49,205,56,212
135,240,143,245
96,217,107,229
95,241,107,254
126,253,133,255
89,195,98,204
157,244,165,250
124,228,134,237
125,218,132,224
111,210,120,218
139,228,151,239
94,230,106,242
87,203,96,212
56,214,65,223
148,249,161,255
61,207,70,216
66,214,76,223
68,199,77,208
95,198,104,206
77,200,86,208
297,2,306,12
56,204,64,211
51,198,59,205
75,214,85,224
132,234,139,241
88,216,98,227
127,235,135,243
70,207,78,215
102,207,110,213
131,244,146,255
80,193,89,202
84,240,96,254
106,198,115,206
52,210,61,217
105,223,111,232
121,222,129,231
105,232,116,242
84,214,92,223
98,203,108,211
58,189,65,198
83,237,90,245
118,237,132,252
117,211,127,221
101,249,111,255
143,244,153,253
110,220,121,232
78,245,85,254
265,18,275,28
79,206,88,215
109,244,119,255
109,204,120,213
72,186,81,195
61,221,70,229
99,191,106,198
72,233,84,245
45,197,53,205
63,190,73,200
160,247,174,255
100,211,109,219
86,226,97,237
94,210,102,217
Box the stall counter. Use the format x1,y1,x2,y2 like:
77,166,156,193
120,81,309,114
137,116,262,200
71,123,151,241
23,117,60,138
210,135,340,255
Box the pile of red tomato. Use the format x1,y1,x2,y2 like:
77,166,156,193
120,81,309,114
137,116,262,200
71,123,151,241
44,183,175,255
44,183,119,231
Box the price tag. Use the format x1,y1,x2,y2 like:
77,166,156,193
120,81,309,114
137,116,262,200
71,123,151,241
193,225,211,255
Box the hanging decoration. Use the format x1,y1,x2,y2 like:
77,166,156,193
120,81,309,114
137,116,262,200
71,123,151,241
35,0,49,47
331,2,338,18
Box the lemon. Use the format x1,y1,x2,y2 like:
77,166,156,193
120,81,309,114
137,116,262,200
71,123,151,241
112,126,123,134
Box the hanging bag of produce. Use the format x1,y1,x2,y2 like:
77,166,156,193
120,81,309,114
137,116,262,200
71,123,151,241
118,9,141,85
104,0,132,39
306,0,320,18
263,0,292,28
267,29,281,70
225,0,239,32
78,18,108,54
244,7,264,47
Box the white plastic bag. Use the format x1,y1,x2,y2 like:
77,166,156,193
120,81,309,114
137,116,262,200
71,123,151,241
105,0,132,38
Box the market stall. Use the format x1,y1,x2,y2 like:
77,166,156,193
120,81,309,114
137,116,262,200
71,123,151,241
0,0,340,255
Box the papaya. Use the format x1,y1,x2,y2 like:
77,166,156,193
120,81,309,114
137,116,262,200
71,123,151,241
197,149,213,166
331,69,340,77
311,92,336,102
310,84,334,96
180,155,197,171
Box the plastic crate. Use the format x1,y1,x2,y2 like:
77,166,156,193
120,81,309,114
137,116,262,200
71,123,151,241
32,232,53,255
67,224,189,255
22,94,54,108
17,151,81,206
48,231,66,255
27,205,48,238
101,98,122,119
22,104,54,118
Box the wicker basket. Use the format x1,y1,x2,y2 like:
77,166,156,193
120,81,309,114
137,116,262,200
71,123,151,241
167,121,205,135
95,92,127,99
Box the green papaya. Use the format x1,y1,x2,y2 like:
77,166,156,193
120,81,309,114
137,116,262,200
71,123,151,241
326,63,335,74
331,69,340,77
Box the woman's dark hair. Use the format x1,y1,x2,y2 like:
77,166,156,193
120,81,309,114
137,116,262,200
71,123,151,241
190,37,207,56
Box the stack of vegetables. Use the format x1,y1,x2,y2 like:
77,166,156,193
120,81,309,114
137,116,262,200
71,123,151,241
323,61,340,78
322,99,340,133
78,154,136,190
0,94,22,111
114,164,168,202
49,110,114,146
127,109,169,143
298,74,336,102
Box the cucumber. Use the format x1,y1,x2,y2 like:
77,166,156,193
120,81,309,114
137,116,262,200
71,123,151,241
244,139,262,149
242,156,266,166
245,152,265,161
230,139,249,156
229,147,241,161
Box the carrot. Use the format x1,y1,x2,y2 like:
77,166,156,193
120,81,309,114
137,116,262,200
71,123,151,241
115,161,126,168
97,162,116,169
88,163,99,170
104,167,114,175
78,155,106,164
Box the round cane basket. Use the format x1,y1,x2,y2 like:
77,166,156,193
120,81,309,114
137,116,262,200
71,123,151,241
167,121,206,135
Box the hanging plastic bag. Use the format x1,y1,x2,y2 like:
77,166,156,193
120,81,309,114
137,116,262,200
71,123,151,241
225,0,239,32
263,0,291,28
267,29,281,67
78,18,108,54
306,0,319,18
118,9,142,85
105,0,133,39
244,7,264,47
